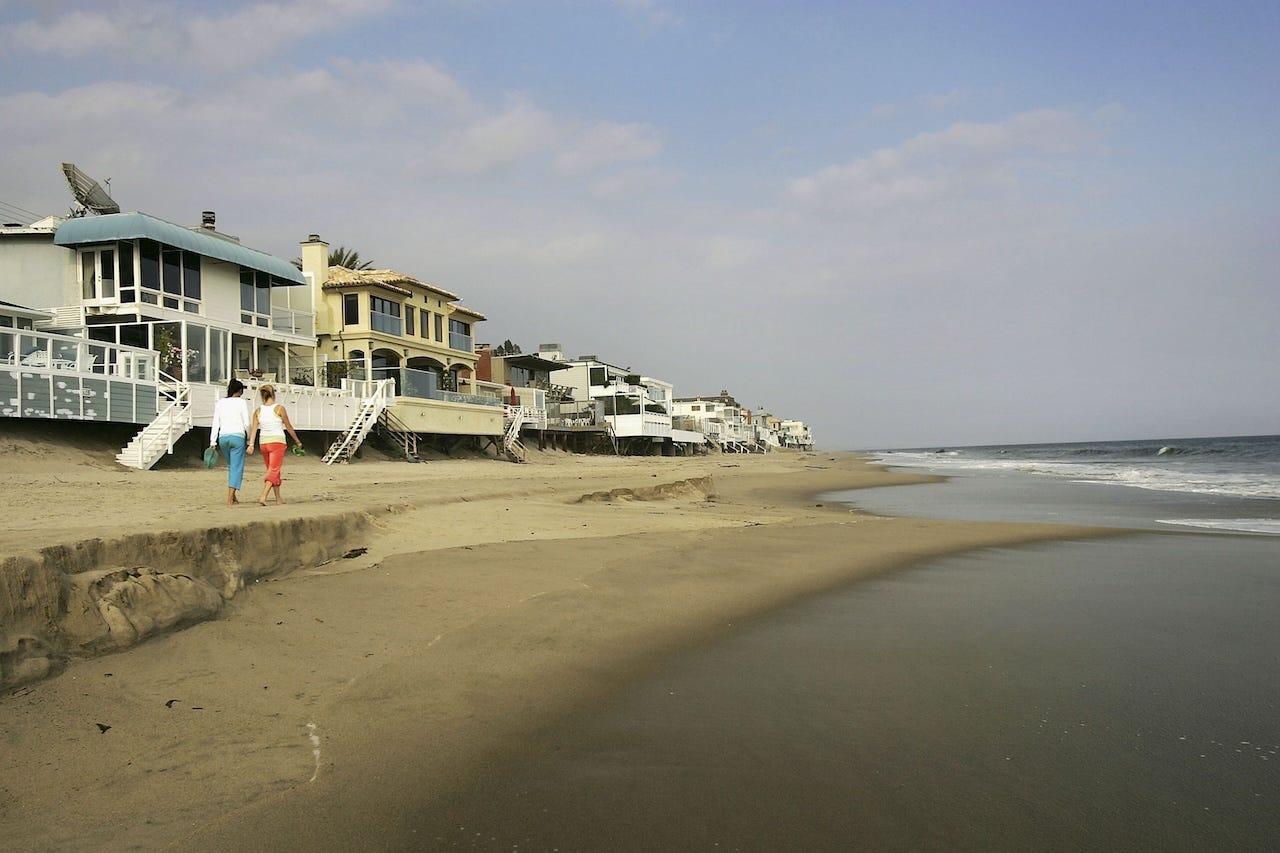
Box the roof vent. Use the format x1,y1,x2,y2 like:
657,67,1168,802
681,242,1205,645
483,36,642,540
201,210,216,229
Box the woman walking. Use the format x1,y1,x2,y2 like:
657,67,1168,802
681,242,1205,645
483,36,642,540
209,379,251,507
248,384,304,506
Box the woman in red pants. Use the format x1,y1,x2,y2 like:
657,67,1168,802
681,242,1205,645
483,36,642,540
248,384,303,506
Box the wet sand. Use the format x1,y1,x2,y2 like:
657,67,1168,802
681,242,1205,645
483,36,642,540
0,422,1121,850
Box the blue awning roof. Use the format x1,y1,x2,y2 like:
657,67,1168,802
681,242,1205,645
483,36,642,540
53,212,305,285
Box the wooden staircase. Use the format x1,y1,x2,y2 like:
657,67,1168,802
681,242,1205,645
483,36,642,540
503,405,527,463
376,408,421,462
116,374,192,470
322,380,394,465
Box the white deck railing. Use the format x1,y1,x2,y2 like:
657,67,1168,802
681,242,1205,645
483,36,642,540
1,328,159,379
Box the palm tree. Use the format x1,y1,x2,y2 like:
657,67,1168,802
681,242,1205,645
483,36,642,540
293,246,375,270
328,246,374,270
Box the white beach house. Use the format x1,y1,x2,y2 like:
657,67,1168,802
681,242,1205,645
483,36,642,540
0,210,367,468
672,391,759,452
537,345,704,455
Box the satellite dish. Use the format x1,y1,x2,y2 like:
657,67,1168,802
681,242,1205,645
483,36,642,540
61,162,120,215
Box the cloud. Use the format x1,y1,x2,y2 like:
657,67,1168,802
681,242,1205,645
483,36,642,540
1,0,395,69
425,95,562,176
787,108,1108,219
556,121,663,174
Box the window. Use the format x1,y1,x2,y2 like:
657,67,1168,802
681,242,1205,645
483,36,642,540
421,312,431,339
434,312,443,341
139,240,160,304
129,239,202,311
80,246,117,301
343,293,359,326
691,405,701,411
182,252,201,312
118,242,134,303
589,367,607,387
405,305,416,337
369,295,402,335
240,268,272,327
208,327,228,384
162,248,182,308
448,317,472,352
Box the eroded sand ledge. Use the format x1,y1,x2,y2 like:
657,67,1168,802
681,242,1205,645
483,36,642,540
0,441,1125,851
1,509,386,688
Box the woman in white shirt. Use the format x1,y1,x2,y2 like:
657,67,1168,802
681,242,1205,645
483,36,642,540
248,384,303,506
209,379,252,506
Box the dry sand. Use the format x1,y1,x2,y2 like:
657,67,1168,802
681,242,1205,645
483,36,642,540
0,421,1122,850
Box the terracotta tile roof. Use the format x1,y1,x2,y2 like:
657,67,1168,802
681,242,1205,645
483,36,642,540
322,266,461,301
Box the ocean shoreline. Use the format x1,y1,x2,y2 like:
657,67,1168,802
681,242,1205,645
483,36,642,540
0,436,1129,850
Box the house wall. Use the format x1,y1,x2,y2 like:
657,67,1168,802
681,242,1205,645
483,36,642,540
389,396,502,436
0,235,74,310
191,261,242,327
559,359,630,403
0,369,157,422
475,347,493,382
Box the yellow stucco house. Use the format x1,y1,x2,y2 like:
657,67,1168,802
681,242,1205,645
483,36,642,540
300,234,502,447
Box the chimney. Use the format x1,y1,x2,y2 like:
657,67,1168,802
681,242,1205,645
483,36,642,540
201,210,216,230
300,232,330,291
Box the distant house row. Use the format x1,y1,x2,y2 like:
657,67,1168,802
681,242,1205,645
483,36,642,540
1,180,813,467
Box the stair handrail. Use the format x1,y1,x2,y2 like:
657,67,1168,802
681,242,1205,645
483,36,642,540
323,379,396,465
377,407,420,461
130,372,191,468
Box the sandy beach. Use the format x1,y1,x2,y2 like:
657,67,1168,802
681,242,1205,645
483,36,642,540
0,422,1121,850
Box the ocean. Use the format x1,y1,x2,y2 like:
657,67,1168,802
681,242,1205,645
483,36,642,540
406,436,1280,851
859,433,1280,535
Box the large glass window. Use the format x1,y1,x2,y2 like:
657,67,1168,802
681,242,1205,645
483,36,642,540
139,240,160,304
162,248,182,308
131,239,201,311
370,296,402,335
589,367,607,387
182,252,201,312
240,269,271,327
186,323,208,383
448,317,472,352
209,327,228,384
118,242,135,303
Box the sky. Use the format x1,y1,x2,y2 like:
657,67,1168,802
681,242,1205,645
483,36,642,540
1,0,1276,449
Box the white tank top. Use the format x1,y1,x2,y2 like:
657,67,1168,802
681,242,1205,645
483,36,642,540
257,403,286,442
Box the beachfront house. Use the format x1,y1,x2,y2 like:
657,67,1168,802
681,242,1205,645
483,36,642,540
472,343,573,430
779,419,815,450
300,235,503,460
672,391,757,452
756,409,784,450
539,345,704,455
0,211,364,467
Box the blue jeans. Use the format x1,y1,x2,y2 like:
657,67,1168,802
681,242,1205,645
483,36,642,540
219,434,247,490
